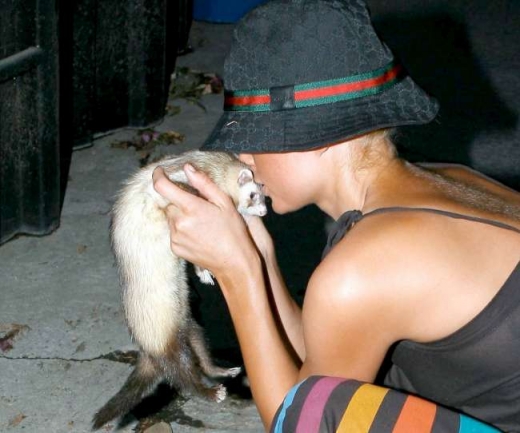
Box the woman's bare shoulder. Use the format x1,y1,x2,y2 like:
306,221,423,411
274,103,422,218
308,213,437,320
308,212,454,328
300,214,437,381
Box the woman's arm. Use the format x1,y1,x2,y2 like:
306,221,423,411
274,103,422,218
245,216,305,361
152,165,404,428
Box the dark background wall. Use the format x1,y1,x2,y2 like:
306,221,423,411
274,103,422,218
0,0,192,245
367,0,519,188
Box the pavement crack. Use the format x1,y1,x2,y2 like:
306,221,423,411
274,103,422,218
0,349,139,364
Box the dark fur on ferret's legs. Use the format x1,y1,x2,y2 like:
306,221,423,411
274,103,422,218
92,319,240,430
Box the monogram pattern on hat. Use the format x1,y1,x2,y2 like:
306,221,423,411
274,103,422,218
202,0,439,153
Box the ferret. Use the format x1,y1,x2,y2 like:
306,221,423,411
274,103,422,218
92,151,266,429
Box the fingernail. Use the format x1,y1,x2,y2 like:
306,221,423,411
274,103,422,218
185,164,196,173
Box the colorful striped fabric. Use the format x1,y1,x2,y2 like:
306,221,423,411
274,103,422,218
271,376,502,433
224,61,403,112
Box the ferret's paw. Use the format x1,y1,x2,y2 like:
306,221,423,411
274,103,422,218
204,365,242,378
195,267,215,285
199,271,215,285
225,366,242,378
215,384,227,403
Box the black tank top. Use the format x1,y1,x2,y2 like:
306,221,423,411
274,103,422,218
323,207,520,433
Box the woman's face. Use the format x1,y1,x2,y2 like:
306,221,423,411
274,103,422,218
238,151,321,214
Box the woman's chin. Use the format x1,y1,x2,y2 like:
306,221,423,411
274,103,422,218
270,199,296,215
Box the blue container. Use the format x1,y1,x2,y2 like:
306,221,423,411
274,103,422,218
193,0,267,23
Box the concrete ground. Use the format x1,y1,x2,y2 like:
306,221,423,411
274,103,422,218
0,21,265,433
1,2,519,432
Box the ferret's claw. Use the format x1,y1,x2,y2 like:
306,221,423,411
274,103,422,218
204,365,242,378
215,384,227,403
195,267,215,285
225,366,242,378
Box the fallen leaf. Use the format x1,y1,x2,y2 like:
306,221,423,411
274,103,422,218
169,67,223,104
8,413,26,427
0,324,30,352
166,105,181,115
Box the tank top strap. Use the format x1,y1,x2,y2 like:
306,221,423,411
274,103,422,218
322,206,520,260
322,210,363,259
364,207,520,234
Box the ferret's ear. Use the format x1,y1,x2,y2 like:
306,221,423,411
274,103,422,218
238,168,253,186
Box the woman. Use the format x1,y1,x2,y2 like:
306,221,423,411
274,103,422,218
153,0,520,431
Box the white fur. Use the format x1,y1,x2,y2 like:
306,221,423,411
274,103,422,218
194,266,215,285
112,162,190,356
111,151,266,358
215,384,227,403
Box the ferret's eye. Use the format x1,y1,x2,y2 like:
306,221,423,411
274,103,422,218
250,192,256,200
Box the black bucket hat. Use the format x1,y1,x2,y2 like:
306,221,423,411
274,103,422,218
201,0,439,153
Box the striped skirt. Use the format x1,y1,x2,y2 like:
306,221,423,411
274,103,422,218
271,376,501,433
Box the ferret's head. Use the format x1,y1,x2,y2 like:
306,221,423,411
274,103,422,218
236,168,267,217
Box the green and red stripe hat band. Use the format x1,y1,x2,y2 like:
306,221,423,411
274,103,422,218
201,0,439,153
224,61,403,112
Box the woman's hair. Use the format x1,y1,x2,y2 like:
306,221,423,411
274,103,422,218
354,128,397,172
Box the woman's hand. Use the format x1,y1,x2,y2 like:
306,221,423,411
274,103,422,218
154,164,300,429
152,164,258,280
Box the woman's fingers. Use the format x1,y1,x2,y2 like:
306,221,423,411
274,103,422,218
183,164,233,209
152,164,233,211
152,166,196,210
151,162,256,276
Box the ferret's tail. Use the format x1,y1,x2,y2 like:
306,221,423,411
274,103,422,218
92,354,160,430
